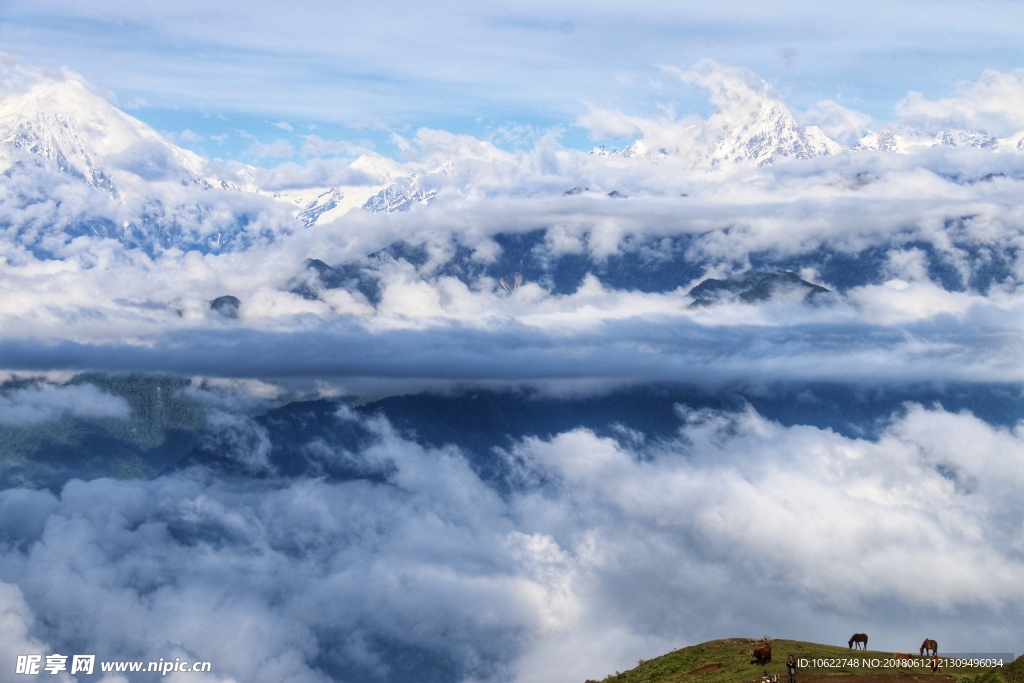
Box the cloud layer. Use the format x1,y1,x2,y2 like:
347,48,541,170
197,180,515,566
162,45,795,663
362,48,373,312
4,112,1024,394
0,403,1021,682
0,384,129,426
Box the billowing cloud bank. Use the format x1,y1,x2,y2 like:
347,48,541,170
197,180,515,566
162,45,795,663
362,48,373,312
7,142,1024,394
0,404,1022,682
3,61,1024,395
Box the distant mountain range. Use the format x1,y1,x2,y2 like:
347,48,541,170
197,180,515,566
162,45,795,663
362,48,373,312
6,374,1023,491
856,126,1024,152
3,65,1024,255
282,230,901,312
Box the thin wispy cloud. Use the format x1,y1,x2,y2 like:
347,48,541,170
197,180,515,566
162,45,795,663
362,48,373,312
5,1,1024,154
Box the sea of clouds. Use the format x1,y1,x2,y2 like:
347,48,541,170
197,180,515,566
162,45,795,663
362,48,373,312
0,401,1022,682
5,137,1024,393
2,60,1024,681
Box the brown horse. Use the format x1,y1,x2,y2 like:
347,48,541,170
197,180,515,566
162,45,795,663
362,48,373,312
893,653,915,669
848,633,868,650
750,643,772,665
920,639,937,656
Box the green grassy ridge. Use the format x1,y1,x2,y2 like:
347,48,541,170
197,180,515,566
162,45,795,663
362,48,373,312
1003,656,1024,683
0,374,208,488
590,638,1021,683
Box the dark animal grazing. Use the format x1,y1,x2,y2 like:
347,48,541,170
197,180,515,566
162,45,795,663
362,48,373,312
848,633,868,650
920,639,937,656
893,653,915,668
929,655,941,673
750,643,772,665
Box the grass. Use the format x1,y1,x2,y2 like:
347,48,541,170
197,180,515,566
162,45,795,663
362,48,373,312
590,638,1021,683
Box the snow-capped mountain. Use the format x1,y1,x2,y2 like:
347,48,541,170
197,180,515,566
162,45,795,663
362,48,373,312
701,97,840,168
0,73,295,255
7,57,1024,256
590,140,666,159
1008,133,1024,154
250,153,398,226
260,158,444,224
362,162,455,213
297,188,345,226
0,77,216,190
362,181,436,213
589,70,841,168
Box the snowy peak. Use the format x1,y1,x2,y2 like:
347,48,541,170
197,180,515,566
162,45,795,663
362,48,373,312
857,128,1000,153
362,183,436,213
256,152,404,225
687,61,840,167
590,61,841,168
585,61,1024,167
590,140,666,159
0,77,210,188
298,188,345,226
0,79,119,187
0,70,301,256
705,100,841,167
362,162,453,213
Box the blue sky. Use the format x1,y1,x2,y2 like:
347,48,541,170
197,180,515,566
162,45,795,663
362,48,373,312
4,0,1024,163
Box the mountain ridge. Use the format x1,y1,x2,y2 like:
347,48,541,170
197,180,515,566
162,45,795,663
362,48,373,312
590,637,1022,683
4,61,1024,247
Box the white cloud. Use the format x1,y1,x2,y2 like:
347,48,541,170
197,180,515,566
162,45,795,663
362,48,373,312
3,130,1024,392
390,133,412,153
488,122,549,150
577,105,647,141
0,384,130,426
301,135,370,157
674,59,774,113
0,581,57,682
802,99,872,146
247,139,295,159
897,69,1024,136
410,128,514,164
0,404,1021,682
